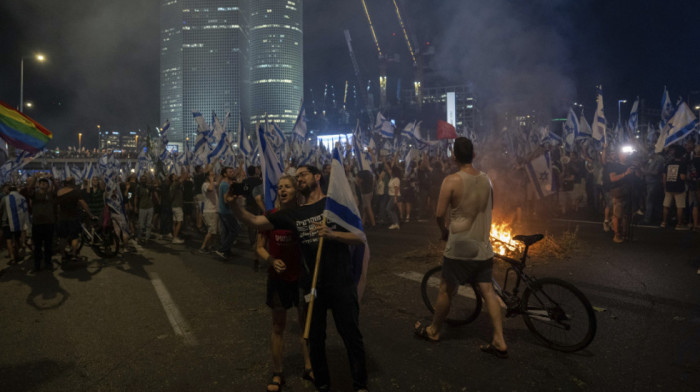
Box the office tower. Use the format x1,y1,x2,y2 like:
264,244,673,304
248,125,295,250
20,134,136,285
249,0,303,134
160,0,249,145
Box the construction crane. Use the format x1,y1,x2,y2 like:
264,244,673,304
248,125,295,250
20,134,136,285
392,0,423,109
360,0,388,109
344,29,374,123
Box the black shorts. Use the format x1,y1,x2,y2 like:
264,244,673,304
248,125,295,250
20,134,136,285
266,278,300,310
2,226,21,240
56,219,81,240
442,256,493,286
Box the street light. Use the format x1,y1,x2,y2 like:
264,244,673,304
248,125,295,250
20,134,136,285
20,53,47,113
24,102,33,109
617,99,628,126
78,132,83,150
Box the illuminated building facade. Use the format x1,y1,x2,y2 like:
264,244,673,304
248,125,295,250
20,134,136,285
249,0,303,134
99,131,121,150
120,131,139,151
160,0,249,144
403,85,479,133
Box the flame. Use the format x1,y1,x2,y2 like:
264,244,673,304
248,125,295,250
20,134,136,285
490,222,523,256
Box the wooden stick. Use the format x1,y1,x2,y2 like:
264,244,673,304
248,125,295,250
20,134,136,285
303,215,327,340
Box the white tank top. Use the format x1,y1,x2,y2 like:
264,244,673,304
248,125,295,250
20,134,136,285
443,170,494,261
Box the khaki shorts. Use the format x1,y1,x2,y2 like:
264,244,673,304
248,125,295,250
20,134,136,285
663,192,686,209
172,207,184,222
612,197,627,218
202,212,218,234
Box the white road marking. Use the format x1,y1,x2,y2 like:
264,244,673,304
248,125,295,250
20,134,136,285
395,271,477,299
149,272,198,346
395,271,506,308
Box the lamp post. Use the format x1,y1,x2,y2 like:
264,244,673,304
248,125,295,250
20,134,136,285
20,53,46,113
617,99,627,127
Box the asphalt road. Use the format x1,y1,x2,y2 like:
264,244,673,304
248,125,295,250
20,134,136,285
1,218,699,392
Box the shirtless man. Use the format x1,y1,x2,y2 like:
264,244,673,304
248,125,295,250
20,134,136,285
413,137,508,358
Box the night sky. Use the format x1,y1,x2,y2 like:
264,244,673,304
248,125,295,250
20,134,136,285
1,0,699,148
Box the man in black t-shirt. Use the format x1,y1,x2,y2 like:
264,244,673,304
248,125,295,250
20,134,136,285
661,146,689,229
230,165,368,392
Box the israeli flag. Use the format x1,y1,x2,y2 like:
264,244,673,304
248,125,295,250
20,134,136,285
400,121,417,140
628,98,639,133
353,132,372,171
194,113,212,164
159,119,170,137
292,104,307,138
374,112,395,139
578,110,593,140
563,107,580,147
83,162,95,180
591,85,607,143
207,127,229,163
656,102,698,153
660,87,675,128
4,192,28,232
525,152,554,199
325,147,366,242
541,129,563,146
159,119,170,159
257,124,285,211
237,118,251,156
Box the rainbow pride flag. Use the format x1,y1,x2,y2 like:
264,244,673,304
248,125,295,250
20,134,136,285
0,101,52,153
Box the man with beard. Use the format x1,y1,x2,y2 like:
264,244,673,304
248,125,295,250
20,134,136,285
229,165,368,392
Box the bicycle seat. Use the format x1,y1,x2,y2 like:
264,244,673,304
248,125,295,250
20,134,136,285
513,234,544,246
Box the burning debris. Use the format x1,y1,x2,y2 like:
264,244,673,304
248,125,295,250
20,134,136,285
489,222,580,262
490,222,525,257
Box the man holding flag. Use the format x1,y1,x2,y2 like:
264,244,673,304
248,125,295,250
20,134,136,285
229,163,369,392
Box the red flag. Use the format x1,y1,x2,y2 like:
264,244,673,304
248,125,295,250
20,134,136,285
437,120,457,139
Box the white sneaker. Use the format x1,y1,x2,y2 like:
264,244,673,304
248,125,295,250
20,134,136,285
172,238,185,244
388,224,400,230
603,220,611,232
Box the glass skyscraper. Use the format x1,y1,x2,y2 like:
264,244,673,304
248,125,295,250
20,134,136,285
160,0,249,145
249,0,303,134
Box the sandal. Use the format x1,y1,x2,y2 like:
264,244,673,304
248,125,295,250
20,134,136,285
266,372,285,392
302,368,314,382
479,343,508,359
413,321,439,342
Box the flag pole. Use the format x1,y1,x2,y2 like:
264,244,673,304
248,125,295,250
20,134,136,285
303,214,327,340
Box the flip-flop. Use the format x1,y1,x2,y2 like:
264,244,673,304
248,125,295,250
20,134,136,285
413,321,439,342
480,344,508,359
266,372,285,392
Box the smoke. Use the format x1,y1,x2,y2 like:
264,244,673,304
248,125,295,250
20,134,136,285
3,0,159,146
432,0,576,125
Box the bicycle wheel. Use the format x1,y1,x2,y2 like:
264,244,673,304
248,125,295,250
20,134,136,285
75,231,86,255
92,227,120,258
420,266,483,326
522,277,597,352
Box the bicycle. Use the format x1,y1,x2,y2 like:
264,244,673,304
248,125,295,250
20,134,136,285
74,216,120,258
421,234,596,352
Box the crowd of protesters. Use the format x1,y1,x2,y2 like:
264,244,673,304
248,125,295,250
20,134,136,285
2,130,699,391
2,135,698,272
